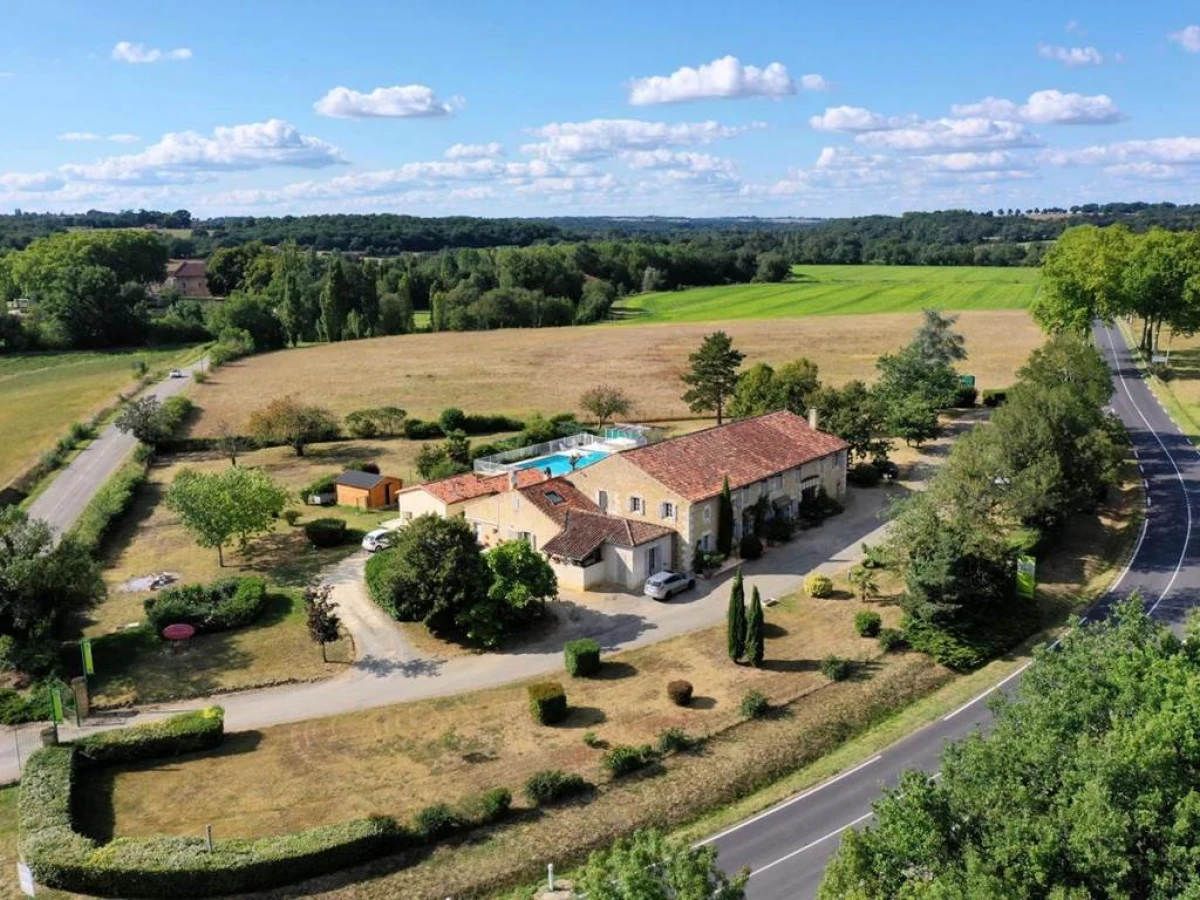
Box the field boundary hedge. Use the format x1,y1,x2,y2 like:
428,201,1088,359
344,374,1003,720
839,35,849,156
18,706,517,898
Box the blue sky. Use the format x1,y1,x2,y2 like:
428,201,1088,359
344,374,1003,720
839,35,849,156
1,0,1198,217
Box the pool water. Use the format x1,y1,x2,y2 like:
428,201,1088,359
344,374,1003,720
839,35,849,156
513,450,609,477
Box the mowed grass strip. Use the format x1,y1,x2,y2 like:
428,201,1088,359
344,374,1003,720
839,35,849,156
0,346,194,488
619,264,1040,323
187,311,1042,435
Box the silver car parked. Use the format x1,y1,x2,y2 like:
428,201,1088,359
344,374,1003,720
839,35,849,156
643,570,695,601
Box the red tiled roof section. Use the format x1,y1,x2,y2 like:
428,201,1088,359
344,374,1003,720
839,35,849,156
542,510,672,560
619,410,848,502
417,468,548,504
518,477,599,523
168,259,207,278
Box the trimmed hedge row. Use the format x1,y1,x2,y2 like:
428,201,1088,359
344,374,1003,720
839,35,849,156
74,707,225,768
143,578,267,635
304,517,347,548
70,460,147,552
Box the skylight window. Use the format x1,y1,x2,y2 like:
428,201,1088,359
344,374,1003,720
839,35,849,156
545,491,565,505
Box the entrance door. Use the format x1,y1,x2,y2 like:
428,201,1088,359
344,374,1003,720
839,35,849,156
646,545,659,575
597,490,608,512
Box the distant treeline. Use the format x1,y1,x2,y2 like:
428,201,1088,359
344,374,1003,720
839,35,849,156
5,203,1200,260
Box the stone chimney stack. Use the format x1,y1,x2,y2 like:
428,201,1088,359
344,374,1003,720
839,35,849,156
807,407,819,431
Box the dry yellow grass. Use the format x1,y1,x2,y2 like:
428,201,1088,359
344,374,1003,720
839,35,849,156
186,312,1041,436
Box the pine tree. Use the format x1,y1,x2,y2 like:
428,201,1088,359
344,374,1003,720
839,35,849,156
717,475,734,557
727,568,746,662
745,586,765,668
681,331,745,425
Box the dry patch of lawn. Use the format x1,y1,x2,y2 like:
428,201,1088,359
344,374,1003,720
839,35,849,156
84,588,907,841
186,312,1041,436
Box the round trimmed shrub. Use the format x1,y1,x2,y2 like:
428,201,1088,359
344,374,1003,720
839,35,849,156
528,681,568,725
144,577,267,635
603,744,656,778
412,803,463,841
739,534,763,560
805,573,834,598
564,638,601,677
854,610,883,638
820,655,853,681
878,627,908,652
523,769,589,806
667,679,693,707
304,517,347,548
474,787,512,824
740,689,770,719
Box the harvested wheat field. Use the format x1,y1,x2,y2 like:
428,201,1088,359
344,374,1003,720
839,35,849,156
187,312,1040,436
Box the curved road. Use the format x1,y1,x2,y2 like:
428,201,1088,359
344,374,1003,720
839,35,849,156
710,321,1199,899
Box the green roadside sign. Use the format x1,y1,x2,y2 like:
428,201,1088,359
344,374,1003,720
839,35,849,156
960,374,976,387
1016,555,1036,601
49,687,63,725
81,639,94,676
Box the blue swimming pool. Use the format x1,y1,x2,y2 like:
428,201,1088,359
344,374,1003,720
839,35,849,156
513,449,609,477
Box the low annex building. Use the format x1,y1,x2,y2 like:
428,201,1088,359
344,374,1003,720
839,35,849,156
334,470,403,510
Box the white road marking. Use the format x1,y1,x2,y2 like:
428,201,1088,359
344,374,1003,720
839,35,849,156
941,662,1031,721
697,754,883,846
748,812,874,878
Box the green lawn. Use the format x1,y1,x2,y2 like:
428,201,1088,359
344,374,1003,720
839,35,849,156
617,264,1041,323
0,346,199,489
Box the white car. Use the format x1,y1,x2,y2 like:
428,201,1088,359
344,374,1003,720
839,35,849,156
168,368,186,379
361,529,393,552
644,570,695,601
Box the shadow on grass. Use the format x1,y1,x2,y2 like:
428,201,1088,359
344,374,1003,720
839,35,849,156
762,622,789,639
595,661,638,681
760,657,819,674
561,706,607,728
689,696,717,710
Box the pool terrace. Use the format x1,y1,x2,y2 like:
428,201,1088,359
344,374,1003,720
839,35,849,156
472,424,657,477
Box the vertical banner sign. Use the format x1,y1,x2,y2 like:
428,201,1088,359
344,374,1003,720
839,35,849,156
81,639,94,676
1016,555,1037,601
49,687,63,725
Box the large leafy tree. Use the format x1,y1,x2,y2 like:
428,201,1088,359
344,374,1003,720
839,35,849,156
575,828,747,900
165,466,288,566
820,598,1200,900
1032,224,1131,336
246,395,339,457
579,384,633,427
1121,227,1200,353
727,358,822,420
681,331,745,425
469,540,557,647
807,380,890,461
0,508,102,672
364,514,496,643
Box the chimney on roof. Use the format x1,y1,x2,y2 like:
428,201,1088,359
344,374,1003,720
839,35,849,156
807,407,819,431
509,470,519,490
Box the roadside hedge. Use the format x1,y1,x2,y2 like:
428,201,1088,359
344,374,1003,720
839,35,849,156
143,578,267,635
70,460,147,552
74,707,225,768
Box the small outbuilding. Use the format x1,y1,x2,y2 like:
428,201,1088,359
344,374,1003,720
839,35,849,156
334,470,403,510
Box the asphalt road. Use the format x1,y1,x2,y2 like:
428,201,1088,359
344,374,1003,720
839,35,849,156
710,321,1199,899
25,360,204,539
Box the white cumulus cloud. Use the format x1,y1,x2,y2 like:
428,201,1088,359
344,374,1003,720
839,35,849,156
800,73,829,91
627,55,804,105
1170,25,1200,52
112,42,192,63
58,132,141,143
444,142,504,160
809,106,906,132
521,118,756,161
60,119,345,185
0,172,65,192
952,89,1124,125
1037,44,1105,66
856,118,1040,152
314,84,456,118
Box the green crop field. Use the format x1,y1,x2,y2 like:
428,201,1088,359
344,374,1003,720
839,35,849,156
617,264,1041,323
0,346,197,489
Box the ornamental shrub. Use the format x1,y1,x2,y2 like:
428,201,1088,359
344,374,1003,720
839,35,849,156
878,627,908,652
738,533,763,560
854,610,883,638
282,509,301,526
666,679,693,707
602,744,656,778
144,578,267,635
820,655,853,681
304,517,347,548
656,727,699,755
740,689,770,719
847,462,882,488
805,573,834,598
472,787,512,825
564,638,601,677
523,769,589,806
298,474,337,504
528,681,568,724
412,804,463,841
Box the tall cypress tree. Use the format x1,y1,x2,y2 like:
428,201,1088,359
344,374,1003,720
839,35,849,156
717,475,734,557
727,567,746,662
745,586,765,668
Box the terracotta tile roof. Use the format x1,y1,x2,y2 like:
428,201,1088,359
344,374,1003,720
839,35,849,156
618,410,848,502
168,259,207,278
518,477,599,524
542,511,673,561
411,468,548,505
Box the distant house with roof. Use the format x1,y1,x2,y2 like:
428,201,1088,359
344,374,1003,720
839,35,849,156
335,470,403,510
567,410,848,573
389,410,848,592
160,259,210,299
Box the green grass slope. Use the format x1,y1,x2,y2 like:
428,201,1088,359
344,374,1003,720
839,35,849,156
617,264,1040,323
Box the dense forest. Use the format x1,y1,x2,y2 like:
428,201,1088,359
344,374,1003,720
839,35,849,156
4,202,1200,259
